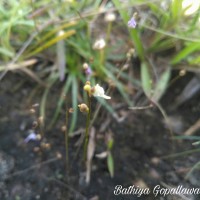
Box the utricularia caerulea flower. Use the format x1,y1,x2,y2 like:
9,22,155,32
83,63,92,80
83,81,111,99
92,84,111,99
127,16,137,28
24,131,41,143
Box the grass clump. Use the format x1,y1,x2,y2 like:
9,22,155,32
1,0,200,182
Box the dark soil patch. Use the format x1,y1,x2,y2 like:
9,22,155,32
1,73,200,200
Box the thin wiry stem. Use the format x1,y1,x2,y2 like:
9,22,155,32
65,108,69,175
90,57,128,126
152,100,175,150
185,160,200,180
84,93,91,161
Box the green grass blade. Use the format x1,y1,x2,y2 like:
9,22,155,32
107,152,114,178
141,62,152,98
27,30,76,57
26,21,77,53
185,160,200,179
189,56,200,65
142,24,200,43
96,97,115,115
170,0,183,21
171,42,200,65
174,136,200,140
39,22,77,44
152,68,171,102
40,76,57,123
0,47,14,58
49,76,73,129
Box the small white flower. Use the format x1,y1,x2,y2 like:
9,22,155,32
57,30,65,36
93,38,106,50
93,84,111,99
104,12,116,22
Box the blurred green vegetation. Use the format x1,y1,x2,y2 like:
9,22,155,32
0,0,200,133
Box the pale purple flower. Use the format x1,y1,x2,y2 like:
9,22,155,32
24,131,38,143
127,17,137,28
85,66,92,76
83,63,92,80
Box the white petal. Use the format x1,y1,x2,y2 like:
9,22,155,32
93,84,111,99
102,95,111,99
93,39,106,50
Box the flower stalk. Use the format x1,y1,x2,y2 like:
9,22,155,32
81,82,111,161
84,92,91,160
65,108,70,173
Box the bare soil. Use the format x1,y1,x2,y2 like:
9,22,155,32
0,72,200,200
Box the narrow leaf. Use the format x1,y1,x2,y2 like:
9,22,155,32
49,76,72,129
27,30,75,57
0,47,14,57
141,62,152,98
27,21,77,53
107,152,114,178
171,43,200,65
171,0,183,21
152,68,171,102
56,31,66,81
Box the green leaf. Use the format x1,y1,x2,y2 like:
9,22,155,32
27,30,76,57
152,68,171,102
171,43,200,65
170,0,183,21
107,152,114,178
0,47,14,57
49,76,72,129
40,76,57,121
96,97,115,115
141,62,152,98
107,138,114,150
189,56,200,65
27,21,77,54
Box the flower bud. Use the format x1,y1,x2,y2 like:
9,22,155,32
83,81,91,93
93,38,106,50
78,103,89,113
104,12,116,22
68,108,74,113
83,63,89,70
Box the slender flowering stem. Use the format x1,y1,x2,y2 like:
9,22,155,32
65,107,69,174
99,49,105,75
84,92,91,160
106,21,112,44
